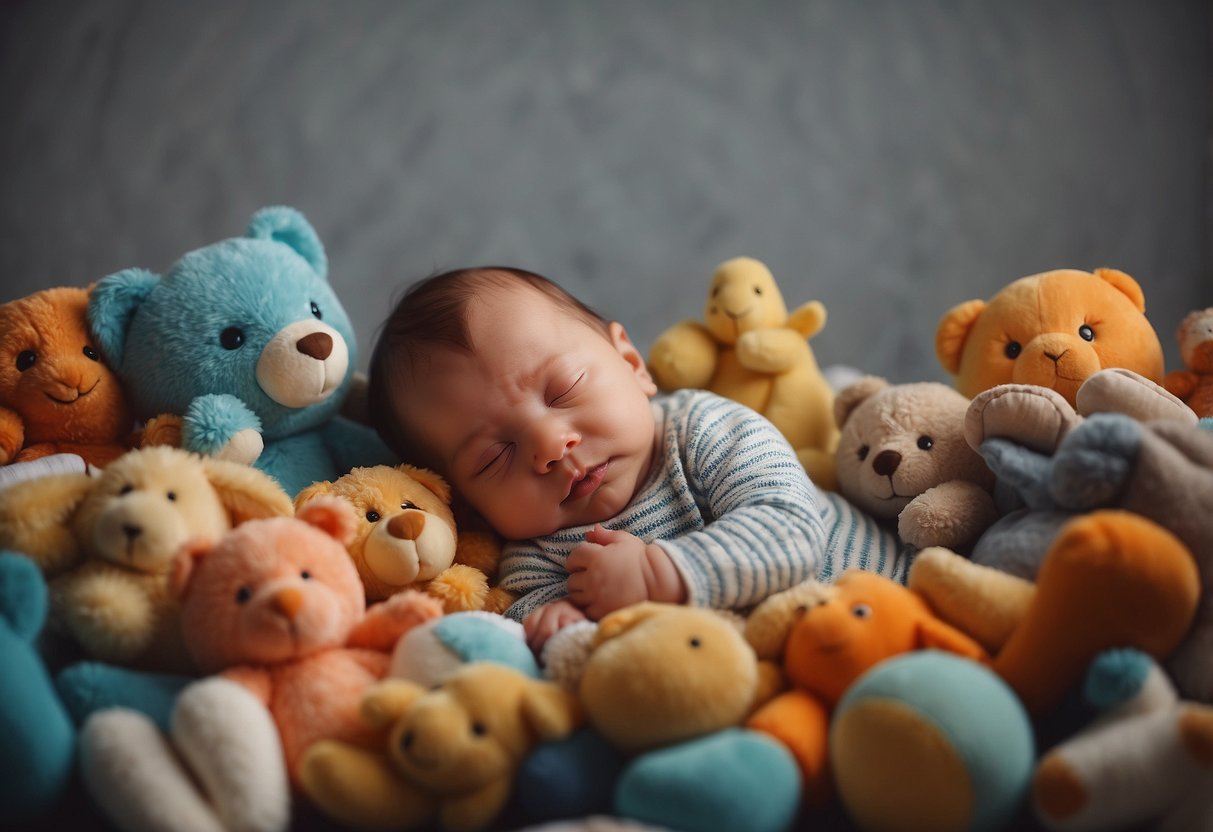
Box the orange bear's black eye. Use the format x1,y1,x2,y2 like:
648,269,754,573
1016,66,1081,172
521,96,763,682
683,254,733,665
1004,341,1022,359
1079,325,1094,342
366,510,381,522
83,345,100,361
401,501,418,510
235,586,252,604
16,350,36,372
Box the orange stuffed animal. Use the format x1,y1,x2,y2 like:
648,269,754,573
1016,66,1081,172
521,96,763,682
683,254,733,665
170,495,444,783
935,268,1165,407
744,570,988,804
0,287,132,467
1163,307,1213,418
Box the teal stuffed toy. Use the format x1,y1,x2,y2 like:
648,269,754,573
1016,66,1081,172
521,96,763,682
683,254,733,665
88,206,394,496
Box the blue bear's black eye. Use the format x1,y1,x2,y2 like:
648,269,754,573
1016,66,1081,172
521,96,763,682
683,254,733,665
83,345,100,361
310,302,322,320
1004,341,1022,359
1078,325,1094,342
220,328,245,350
16,350,36,371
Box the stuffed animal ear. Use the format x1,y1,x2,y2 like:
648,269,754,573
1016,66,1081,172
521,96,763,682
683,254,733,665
246,206,328,280
87,268,161,369
744,580,835,660
521,680,584,741
170,537,213,599
913,615,991,664
360,678,426,729
293,479,336,514
592,602,666,648
1093,268,1146,313
201,457,294,524
935,299,986,376
787,300,828,339
296,494,358,546
833,376,889,430
396,464,452,504
0,553,46,642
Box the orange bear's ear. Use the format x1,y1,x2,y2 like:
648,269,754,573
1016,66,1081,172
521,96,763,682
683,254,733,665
936,300,986,375
297,495,358,546
1093,268,1146,313
293,478,335,513
396,464,451,504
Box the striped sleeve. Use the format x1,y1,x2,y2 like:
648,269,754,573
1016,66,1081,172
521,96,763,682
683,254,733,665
655,394,826,609
498,532,578,622
816,490,916,585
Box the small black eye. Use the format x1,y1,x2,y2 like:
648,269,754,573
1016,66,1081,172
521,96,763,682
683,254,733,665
857,445,870,462
366,510,381,522
83,345,100,361
301,570,312,580
119,484,135,495
166,491,177,502
689,637,702,649
401,730,414,750
1004,341,1022,359
753,286,762,295
916,436,934,451
235,586,252,604
1078,324,1094,342
471,722,487,737
220,328,245,350
852,603,873,620
310,302,322,320
16,350,36,372
401,501,418,510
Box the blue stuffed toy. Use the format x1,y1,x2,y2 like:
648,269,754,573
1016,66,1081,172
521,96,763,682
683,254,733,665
88,206,394,496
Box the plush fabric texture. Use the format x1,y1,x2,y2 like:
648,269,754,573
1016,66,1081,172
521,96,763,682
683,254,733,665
87,206,395,496
171,496,442,783
1032,649,1213,831
831,651,1035,832
300,663,583,832
1164,306,1213,418
647,256,839,487
0,552,75,824
935,268,1165,407
389,612,540,687
295,464,510,612
833,376,997,552
0,286,132,467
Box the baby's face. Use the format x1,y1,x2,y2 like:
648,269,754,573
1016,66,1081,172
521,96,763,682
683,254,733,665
398,284,660,540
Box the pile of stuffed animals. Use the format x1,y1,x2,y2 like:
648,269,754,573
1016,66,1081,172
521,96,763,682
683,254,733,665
3,206,1212,832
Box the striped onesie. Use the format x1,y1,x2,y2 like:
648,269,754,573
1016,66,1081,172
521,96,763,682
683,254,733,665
499,389,913,622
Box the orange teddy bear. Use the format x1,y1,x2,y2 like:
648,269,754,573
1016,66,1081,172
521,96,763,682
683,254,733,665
744,570,988,804
0,286,132,467
170,495,444,783
1164,307,1213,418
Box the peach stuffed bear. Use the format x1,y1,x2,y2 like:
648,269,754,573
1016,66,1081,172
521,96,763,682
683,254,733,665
171,495,443,782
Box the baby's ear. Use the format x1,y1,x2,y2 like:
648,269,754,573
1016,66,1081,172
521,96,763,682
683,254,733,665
609,322,658,397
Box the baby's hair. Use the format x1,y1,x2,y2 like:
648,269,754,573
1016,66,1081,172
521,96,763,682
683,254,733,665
368,266,607,469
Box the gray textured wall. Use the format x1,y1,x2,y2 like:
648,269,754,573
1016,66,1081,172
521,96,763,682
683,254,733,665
2,0,1209,384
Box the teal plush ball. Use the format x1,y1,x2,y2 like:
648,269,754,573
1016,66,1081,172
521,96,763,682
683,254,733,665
831,651,1034,832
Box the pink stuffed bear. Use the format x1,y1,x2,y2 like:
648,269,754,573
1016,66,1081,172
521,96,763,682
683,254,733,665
170,495,444,782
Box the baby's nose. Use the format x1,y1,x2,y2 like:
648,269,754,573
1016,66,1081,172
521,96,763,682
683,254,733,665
535,431,580,473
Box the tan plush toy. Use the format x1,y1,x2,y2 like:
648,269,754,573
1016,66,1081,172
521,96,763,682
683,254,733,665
0,286,133,468
834,376,996,551
936,268,1165,407
1163,307,1213,418
294,464,512,614
648,257,839,488
0,445,293,669
300,662,583,832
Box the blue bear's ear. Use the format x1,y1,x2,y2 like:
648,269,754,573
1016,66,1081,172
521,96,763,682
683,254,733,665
0,552,47,641
87,268,161,369
247,206,328,280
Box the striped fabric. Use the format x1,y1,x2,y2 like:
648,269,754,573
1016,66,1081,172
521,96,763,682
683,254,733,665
498,389,912,622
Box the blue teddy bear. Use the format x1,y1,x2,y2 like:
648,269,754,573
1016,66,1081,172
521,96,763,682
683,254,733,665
89,206,394,496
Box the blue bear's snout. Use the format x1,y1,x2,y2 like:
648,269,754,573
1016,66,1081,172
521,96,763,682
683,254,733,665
255,319,350,409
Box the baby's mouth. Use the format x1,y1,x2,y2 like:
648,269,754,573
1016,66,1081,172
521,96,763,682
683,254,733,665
564,462,609,503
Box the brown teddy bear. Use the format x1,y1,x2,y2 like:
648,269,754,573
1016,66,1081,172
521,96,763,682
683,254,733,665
1164,306,1213,418
833,376,997,552
300,662,583,832
648,257,839,488
0,286,133,468
0,444,293,669
935,268,1165,407
294,464,512,614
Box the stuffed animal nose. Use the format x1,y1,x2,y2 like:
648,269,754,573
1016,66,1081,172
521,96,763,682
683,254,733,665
272,587,304,620
296,332,333,361
122,523,142,541
872,450,901,477
388,512,425,541
1044,349,1067,363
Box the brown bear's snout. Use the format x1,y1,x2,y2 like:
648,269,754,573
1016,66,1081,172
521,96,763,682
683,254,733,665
387,512,425,541
872,450,901,476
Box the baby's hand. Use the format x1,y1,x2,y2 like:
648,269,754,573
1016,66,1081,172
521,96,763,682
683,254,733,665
523,599,587,654
566,525,686,620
